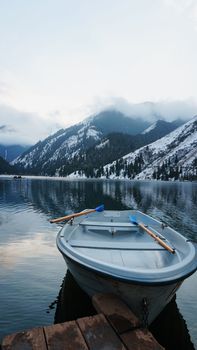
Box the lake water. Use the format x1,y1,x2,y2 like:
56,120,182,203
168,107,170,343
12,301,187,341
0,176,196,349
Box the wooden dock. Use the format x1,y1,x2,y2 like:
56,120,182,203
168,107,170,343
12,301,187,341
1,293,164,350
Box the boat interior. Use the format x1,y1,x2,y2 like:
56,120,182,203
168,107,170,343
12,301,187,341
61,210,190,270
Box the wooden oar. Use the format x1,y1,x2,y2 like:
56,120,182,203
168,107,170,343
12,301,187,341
50,204,104,224
130,216,175,254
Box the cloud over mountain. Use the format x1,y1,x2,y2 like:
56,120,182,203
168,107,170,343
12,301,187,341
93,98,197,122
0,104,62,145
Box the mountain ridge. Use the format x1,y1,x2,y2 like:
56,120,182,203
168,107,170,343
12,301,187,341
101,116,197,181
11,110,152,174
11,109,194,180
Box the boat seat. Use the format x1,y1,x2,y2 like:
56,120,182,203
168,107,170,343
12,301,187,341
68,240,165,250
80,220,137,229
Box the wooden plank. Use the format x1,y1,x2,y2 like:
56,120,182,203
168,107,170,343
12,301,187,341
92,294,164,350
1,327,47,350
77,314,126,350
121,329,165,350
44,321,88,350
92,293,140,333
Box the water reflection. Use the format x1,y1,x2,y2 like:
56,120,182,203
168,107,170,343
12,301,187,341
0,234,57,271
0,177,196,345
150,295,195,350
2,177,195,240
54,270,96,324
55,271,195,350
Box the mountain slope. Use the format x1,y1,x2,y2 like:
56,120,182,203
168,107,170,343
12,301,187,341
141,119,183,137
0,156,17,174
70,119,184,177
12,122,102,175
12,110,150,175
103,116,197,181
0,144,30,162
91,110,150,135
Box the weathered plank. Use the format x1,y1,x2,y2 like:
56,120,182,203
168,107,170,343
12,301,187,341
92,293,164,350
93,293,140,332
1,327,47,350
121,329,164,350
44,321,88,350
77,313,126,350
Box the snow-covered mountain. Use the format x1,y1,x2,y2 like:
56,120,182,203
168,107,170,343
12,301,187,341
12,109,191,179
103,116,197,181
141,119,183,136
0,144,30,162
12,120,102,175
11,110,151,175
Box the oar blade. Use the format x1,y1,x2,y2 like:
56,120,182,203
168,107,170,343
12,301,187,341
129,215,138,225
95,204,104,212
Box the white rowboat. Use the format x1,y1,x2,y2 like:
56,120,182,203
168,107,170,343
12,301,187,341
56,209,197,324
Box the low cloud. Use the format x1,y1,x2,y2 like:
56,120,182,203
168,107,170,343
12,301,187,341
0,125,7,131
0,104,62,146
0,124,15,132
0,81,9,96
163,0,197,30
89,97,197,122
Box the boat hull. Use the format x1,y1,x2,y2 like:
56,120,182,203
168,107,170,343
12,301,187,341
64,255,182,325
56,209,196,324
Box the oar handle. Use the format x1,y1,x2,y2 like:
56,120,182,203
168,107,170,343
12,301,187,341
50,209,95,224
139,223,175,254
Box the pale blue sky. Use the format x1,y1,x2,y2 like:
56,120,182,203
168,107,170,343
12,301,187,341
1,0,197,144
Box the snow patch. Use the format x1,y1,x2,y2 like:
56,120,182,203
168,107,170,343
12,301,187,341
142,122,157,134
96,139,109,149
86,127,100,140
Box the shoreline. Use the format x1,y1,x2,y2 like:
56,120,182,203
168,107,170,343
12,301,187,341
0,174,196,184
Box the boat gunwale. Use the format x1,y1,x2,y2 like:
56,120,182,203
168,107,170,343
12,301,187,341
56,209,197,285
57,231,197,285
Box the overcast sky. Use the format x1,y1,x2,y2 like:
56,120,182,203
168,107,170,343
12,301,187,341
1,0,197,145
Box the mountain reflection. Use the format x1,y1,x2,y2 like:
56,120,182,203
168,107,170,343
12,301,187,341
2,177,195,241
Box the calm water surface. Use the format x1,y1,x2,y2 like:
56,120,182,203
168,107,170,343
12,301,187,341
0,176,196,348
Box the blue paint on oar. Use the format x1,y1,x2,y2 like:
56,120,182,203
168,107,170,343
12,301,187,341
95,204,104,212
129,215,138,225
